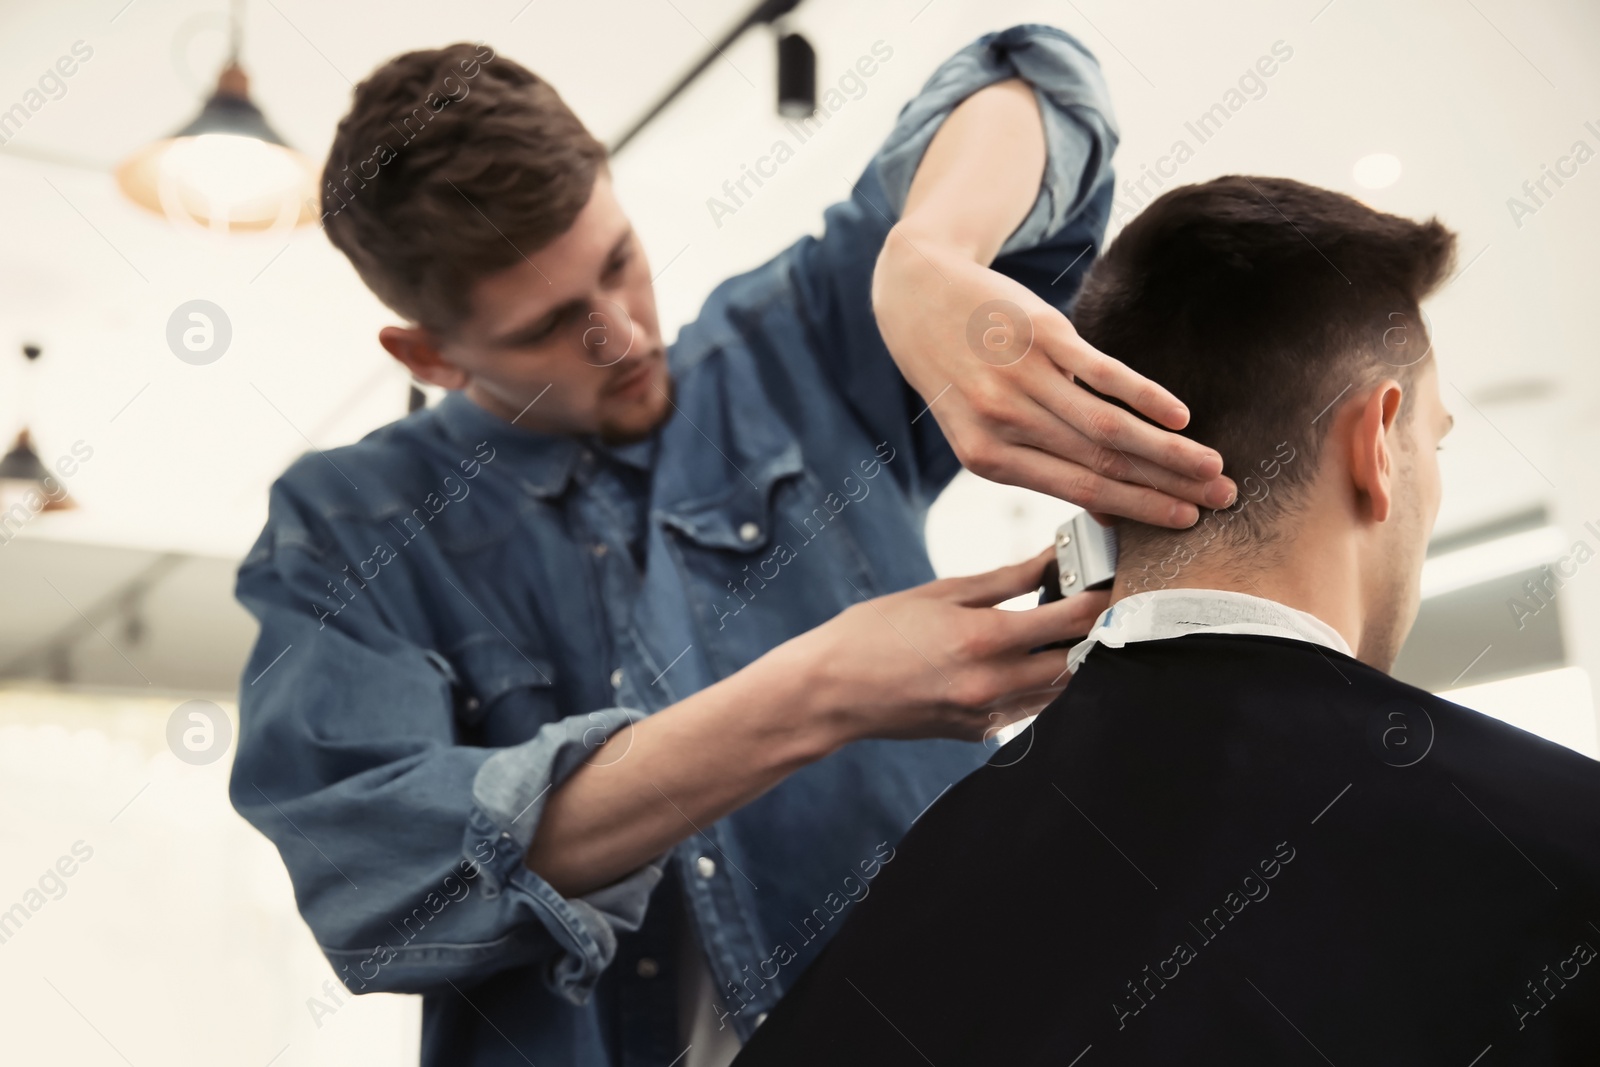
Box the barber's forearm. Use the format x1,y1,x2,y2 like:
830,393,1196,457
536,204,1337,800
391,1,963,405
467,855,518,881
885,77,1046,269
525,546,1114,896
522,644,837,897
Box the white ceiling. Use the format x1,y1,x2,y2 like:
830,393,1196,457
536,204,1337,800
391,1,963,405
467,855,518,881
1,0,1597,569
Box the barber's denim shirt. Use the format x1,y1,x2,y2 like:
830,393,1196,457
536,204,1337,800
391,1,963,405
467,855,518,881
231,24,1116,1067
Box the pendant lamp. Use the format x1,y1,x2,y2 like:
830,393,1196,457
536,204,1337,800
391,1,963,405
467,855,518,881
1,344,74,513
115,0,316,233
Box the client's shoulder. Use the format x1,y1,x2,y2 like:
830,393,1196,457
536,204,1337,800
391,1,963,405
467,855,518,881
1388,666,1600,841
1065,631,1600,861
1086,630,1600,781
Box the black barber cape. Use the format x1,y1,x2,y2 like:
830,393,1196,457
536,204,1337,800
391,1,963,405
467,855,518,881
732,634,1600,1066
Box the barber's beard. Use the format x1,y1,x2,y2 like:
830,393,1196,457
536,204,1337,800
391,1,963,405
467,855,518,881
597,373,673,445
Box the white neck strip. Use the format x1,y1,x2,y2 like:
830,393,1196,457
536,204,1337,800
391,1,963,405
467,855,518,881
1065,588,1353,675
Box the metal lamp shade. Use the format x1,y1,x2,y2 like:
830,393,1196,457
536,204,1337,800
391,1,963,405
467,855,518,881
0,430,74,511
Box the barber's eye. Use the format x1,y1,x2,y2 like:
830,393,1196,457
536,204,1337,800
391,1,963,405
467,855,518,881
525,308,578,345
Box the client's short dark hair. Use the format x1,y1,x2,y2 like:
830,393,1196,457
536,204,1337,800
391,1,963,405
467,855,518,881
1072,175,1457,572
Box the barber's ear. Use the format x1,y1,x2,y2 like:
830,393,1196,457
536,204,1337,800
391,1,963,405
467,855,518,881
1348,380,1404,523
378,326,469,390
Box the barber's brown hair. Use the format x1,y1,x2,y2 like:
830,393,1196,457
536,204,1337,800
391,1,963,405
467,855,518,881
1072,175,1456,562
321,42,607,334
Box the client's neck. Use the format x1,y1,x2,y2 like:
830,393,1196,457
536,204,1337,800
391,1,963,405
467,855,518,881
1107,520,1366,661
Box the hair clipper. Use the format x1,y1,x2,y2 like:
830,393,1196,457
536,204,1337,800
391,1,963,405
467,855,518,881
1033,513,1118,650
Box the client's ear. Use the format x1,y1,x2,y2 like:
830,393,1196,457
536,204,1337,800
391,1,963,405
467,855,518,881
1347,380,1405,523
379,326,468,390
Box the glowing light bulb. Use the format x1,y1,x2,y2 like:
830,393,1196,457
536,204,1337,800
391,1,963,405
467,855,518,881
154,133,309,229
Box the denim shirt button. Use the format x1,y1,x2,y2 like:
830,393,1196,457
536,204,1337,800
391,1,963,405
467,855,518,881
756,1012,769,1026
609,668,623,689
737,522,761,543
636,957,659,978
695,855,717,879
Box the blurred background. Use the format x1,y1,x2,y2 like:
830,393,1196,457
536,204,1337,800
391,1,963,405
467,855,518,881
2,0,1597,1062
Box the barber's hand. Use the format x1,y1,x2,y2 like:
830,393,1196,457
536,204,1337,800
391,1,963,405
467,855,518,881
873,236,1237,528
768,547,1109,748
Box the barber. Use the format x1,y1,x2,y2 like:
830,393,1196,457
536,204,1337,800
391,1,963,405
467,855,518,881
230,24,1233,1067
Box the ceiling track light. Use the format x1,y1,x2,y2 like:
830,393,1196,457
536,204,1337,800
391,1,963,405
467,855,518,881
776,29,816,118
609,0,807,155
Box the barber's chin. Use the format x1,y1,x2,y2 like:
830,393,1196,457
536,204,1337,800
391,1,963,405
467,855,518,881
598,368,672,443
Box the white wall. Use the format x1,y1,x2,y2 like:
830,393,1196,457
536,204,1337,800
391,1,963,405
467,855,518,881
0,687,421,1065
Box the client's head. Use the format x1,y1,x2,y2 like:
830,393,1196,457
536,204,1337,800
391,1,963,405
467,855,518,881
1073,176,1459,671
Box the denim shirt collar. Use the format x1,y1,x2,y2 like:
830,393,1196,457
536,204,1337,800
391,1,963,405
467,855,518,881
648,353,806,543
429,376,797,512
432,389,661,499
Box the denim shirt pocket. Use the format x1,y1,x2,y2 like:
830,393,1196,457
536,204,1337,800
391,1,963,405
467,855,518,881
658,461,884,680
657,492,782,554
447,633,561,746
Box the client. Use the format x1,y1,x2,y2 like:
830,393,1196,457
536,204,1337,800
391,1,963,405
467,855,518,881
731,176,1600,1065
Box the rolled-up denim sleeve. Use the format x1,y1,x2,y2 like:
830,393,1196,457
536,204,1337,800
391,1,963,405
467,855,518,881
229,480,661,1004
874,23,1118,254
781,25,1117,510
469,715,666,998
